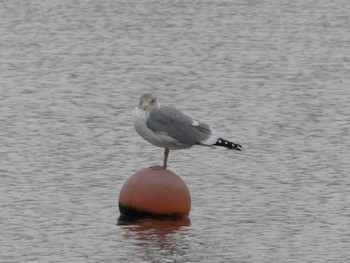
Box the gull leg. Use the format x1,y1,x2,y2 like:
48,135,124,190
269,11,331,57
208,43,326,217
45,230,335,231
163,148,169,168
150,148,169,170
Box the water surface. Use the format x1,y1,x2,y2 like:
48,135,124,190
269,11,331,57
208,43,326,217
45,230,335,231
1,0,350,262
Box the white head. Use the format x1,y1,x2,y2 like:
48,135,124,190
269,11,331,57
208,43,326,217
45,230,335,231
138,93,158,111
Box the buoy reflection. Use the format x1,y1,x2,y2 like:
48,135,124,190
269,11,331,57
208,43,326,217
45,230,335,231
117,217,191,261
117,216,191,239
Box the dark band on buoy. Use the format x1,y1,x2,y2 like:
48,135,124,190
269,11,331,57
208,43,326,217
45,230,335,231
119,204,187,219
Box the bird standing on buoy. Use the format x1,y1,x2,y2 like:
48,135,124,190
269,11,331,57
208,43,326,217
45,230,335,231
132,93,242,169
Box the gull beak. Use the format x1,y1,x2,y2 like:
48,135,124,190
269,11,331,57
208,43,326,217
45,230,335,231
141,102,149,110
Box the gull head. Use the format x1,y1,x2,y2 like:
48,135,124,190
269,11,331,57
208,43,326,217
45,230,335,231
138,93,158,111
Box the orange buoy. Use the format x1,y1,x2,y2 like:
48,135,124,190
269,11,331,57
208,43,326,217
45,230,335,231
119,168,191,218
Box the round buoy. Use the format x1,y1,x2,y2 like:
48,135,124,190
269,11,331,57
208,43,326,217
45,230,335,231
119,168,191,218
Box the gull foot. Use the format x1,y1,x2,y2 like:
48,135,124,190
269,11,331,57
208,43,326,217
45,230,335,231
149,165,167,170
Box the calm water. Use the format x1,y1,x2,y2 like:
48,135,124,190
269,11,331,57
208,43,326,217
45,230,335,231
1,0,350,262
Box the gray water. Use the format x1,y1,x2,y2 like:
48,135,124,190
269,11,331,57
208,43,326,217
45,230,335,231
1,0,350,262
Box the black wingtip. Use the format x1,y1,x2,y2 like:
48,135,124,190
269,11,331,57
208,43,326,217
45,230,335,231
214,138,242,151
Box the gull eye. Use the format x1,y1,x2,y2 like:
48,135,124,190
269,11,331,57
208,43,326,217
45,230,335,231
150,98,155,104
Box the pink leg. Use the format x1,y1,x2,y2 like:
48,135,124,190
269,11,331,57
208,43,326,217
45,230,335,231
150,148,169,170
163,148,169,168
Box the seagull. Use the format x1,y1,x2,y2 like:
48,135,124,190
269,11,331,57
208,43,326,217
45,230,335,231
132,93,242,169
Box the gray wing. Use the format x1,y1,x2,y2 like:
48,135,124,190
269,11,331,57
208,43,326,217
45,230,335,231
146,106,213,145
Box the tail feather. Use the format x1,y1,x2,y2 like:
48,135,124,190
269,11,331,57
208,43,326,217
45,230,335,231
214,138,242,151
